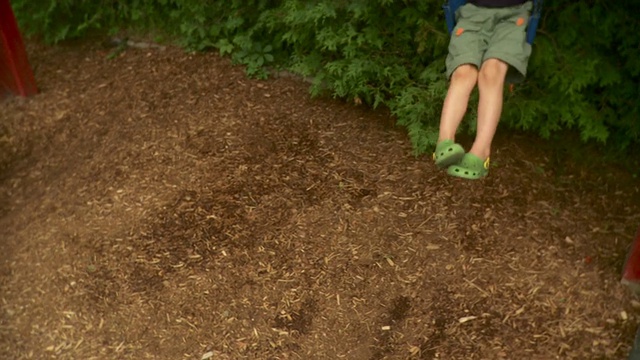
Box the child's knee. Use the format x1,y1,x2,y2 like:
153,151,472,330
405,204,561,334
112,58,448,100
451,64,478,86
479,59,509,83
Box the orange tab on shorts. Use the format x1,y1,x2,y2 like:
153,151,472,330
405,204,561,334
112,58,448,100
456,28,464,36
516,17,525,26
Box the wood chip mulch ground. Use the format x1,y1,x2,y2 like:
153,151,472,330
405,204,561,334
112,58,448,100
1,41,639,359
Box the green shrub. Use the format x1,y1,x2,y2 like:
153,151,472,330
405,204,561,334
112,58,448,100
10,0,640,154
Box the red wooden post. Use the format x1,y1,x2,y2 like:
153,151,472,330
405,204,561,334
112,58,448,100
622,225,640,295
0,0,37,98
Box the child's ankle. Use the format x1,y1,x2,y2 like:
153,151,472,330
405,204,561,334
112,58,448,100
469,148,490,160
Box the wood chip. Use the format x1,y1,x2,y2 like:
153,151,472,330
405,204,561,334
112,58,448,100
386,257,395,267
458,316,477,324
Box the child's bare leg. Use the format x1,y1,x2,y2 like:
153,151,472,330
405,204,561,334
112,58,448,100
438,64,479,142
469,58,509,160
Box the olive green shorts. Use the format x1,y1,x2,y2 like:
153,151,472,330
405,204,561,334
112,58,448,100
446,1,533,83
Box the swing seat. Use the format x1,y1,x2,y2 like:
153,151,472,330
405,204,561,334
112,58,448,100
443,0,543,45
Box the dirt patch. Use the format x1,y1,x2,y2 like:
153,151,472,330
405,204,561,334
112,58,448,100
1,40,639,359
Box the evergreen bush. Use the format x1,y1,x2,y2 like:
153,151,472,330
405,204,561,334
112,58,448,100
10,0,640,155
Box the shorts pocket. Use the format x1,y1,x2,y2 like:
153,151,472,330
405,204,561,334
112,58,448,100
448,16,484,60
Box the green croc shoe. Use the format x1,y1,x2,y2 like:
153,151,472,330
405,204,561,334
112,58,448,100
447,153,489,180
433,140,465,169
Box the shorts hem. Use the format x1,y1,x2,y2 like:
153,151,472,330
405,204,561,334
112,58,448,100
446,56,481,79
482,52,528,78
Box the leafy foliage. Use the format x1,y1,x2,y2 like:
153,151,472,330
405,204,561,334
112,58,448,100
10,0,640,154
